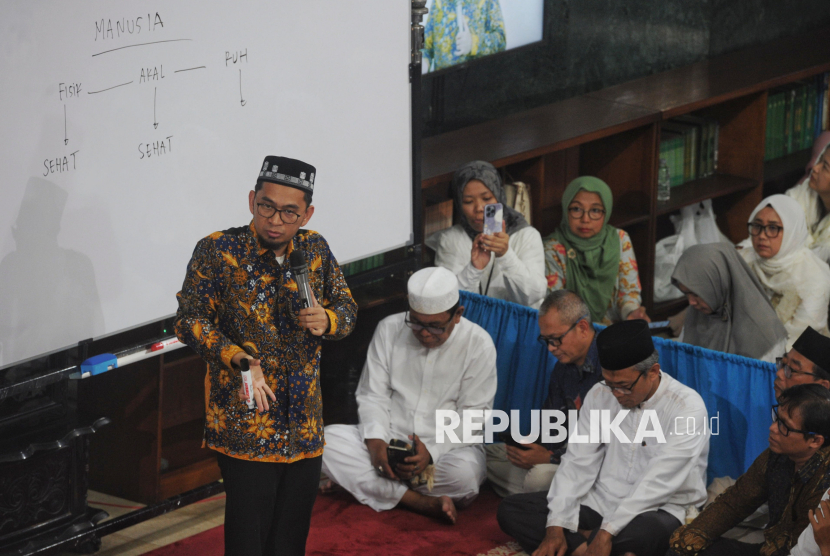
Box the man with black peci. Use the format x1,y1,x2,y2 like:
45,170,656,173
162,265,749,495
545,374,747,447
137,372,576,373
175,156,357,556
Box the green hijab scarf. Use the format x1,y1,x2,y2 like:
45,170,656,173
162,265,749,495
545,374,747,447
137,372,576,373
550,177,620,322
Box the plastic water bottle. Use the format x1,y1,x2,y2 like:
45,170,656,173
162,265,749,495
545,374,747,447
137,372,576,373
658,158,671,202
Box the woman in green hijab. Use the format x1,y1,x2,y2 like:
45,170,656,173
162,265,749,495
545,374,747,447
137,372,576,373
543,177,649,324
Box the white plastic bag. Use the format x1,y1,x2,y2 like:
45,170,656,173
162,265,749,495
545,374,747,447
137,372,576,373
653,200,730,303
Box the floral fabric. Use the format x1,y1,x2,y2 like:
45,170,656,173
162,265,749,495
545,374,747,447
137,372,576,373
175,222,357,463
543,229,642,324
423,0,506,72
667,447,830,556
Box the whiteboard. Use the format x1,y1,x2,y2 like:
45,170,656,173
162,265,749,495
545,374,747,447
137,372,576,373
0,1,413,368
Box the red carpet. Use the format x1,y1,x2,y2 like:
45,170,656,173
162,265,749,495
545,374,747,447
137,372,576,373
145,485,514,556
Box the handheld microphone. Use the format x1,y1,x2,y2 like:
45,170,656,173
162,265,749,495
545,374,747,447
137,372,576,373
289,250,313,309
239,358,256,410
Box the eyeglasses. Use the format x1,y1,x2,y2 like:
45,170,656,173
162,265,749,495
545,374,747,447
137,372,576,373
776,357,820,380
568,206,606,220
537,316,587,348
404,311,456,336
600,372,645,395
747,223,783,238
771,404,816,437
256,203,303,224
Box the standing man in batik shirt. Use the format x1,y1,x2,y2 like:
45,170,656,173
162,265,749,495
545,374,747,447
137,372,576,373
423,0,506,72
175,155,357,556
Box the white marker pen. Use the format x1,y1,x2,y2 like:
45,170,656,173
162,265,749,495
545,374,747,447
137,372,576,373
239,358,256,410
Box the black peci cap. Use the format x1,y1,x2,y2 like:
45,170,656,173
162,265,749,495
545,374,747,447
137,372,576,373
597,320,655,371
257,156,316,194
792,326,830,372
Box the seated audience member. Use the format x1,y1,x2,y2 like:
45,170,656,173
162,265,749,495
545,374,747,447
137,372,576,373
321,267,497,524
497,320,709,556
774,327,830,399
671,243,787,362
668,384,830,556
544,177,649,324
486,290,602,497
787,134,830,264
739,194,830,344
426,161,547,308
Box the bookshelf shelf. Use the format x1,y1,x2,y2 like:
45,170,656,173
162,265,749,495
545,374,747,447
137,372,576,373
420,26,830,314
764,148,813,183
610,210,650,229
656,175,759,216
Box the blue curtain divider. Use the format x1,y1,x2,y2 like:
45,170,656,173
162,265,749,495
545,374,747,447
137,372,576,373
459,290,776,482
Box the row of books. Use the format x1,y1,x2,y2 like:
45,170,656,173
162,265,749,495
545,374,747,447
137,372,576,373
659,117,720,187
341,253,385,278
765,72,830,161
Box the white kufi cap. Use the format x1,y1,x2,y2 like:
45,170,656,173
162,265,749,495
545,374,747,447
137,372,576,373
407,267,459,315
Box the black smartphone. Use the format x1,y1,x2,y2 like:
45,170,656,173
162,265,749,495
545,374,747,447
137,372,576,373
386,438,416,468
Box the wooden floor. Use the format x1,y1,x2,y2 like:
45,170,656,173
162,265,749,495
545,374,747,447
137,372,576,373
55,491,226,556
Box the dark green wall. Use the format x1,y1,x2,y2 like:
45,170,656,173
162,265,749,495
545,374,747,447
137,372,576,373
422,0,830,136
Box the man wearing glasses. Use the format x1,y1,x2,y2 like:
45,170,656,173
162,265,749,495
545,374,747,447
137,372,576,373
774,327,830,399
175,155,357,556
486,290,601,498
668,383,830,556
321,266,497,523
498,320,710,556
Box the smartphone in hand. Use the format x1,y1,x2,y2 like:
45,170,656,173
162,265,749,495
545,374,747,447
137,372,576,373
483,203,503,236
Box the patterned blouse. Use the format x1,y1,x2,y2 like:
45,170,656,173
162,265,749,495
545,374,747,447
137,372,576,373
543,229,642,324
668,447,830,556
423,0,506,72
175,223,357,463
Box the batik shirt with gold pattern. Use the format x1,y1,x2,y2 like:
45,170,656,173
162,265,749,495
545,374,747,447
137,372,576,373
668,447,830,556
175,223,357,463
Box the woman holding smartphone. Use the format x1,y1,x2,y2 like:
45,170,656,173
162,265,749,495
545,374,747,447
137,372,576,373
425,160,547,308
544,176,649,324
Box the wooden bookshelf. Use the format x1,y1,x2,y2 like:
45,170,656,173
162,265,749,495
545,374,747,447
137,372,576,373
421,26,830,315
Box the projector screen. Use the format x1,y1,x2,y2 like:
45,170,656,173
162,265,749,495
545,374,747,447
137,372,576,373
421,0,544,74
0,0,413,369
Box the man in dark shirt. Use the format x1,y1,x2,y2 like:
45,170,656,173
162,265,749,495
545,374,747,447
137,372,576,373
175,155,357,556
486,290,601,497
668,384,830,556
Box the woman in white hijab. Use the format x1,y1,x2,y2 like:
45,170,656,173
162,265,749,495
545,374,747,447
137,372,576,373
786,134,830,264
739,194,830,345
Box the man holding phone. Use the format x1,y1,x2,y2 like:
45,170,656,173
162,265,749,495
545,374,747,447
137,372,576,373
321,267,497,523
174,155,357,556
487,290,602,497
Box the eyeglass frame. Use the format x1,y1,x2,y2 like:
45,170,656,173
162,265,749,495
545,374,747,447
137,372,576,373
404,310,458,336
600,371,646,395
771,404,816,437
776,357,821,380
567,206,606,221
537,315,589,348
747,222,783,238
256,202,305,224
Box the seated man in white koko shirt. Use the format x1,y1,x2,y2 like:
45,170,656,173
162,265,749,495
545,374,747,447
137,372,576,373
321,266,497,524
498,319,710,556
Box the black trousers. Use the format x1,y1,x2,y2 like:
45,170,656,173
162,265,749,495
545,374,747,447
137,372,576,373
695,538,762,556
497,491,681,556
217,452,322,556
